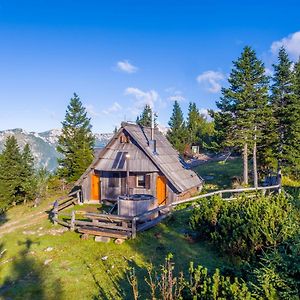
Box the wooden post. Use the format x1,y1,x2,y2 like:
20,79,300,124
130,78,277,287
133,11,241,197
132,217,137,239
53,200,59,225
253,126,258,188
277,169,282,194
70,210,75,231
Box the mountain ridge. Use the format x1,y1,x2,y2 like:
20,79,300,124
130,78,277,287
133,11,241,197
0,128,114,171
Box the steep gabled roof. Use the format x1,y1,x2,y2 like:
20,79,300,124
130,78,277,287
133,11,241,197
75,122,203,193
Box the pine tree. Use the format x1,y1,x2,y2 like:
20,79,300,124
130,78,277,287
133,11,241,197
187,102,200,145
215,46,270,185
287,58,300,178
270,47,296,175
136,104,157,127
57,93,95,182
21,144,37,202
0,136,23,211
167,101,188,153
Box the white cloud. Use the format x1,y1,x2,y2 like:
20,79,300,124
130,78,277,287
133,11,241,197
264,67,273,76
196,70,225,93
116,60,138,73
271,31,300,59
124,87,161,116
102,102,122,115
85,102,122,117
85,104,101,117
167,95,186,102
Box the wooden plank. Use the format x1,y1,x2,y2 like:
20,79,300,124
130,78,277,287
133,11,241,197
171,184,281,207
78,227,130,239
132,217,137,239
56,219,70,227
135,205,168,221
58,197,74,206
137,214,168,232
58,200,75,211
85,212,133,222
74,220,133,232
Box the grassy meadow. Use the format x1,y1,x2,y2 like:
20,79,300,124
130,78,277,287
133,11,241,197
0,158,244,299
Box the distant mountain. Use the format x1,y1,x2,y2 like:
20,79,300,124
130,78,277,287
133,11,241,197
0,129,113,171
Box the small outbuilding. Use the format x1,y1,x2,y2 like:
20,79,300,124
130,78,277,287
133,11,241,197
73,122,203,209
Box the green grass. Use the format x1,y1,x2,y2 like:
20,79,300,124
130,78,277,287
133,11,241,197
0,199,233,300
193,158,243,190
0,159,245,299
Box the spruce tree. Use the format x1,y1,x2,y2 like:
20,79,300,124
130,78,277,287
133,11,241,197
57,93,95,182
187,102,200,145
270,47,296,175
21,144,37,202
167,101,188,153
0,136,23,211
287,58,300,178
216,46,270,185
136,104,157,127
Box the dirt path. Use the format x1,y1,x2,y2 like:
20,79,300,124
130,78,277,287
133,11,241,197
0,206,51,237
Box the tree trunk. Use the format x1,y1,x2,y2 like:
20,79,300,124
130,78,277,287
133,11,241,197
253,127,258,188
243,143,249,185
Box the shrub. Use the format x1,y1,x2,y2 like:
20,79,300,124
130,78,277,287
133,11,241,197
190,194,297,260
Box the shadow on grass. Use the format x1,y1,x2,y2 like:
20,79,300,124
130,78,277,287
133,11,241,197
0,212,7,226
0,238,63,300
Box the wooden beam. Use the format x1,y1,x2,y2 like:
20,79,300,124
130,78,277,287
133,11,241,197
78,227,131,239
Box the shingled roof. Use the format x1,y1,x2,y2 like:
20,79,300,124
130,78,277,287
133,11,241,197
75,122,203,193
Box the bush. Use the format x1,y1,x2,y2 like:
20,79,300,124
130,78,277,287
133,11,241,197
128,254,253,300
190,194,297,260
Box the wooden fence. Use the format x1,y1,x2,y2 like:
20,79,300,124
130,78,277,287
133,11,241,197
51,184,281,240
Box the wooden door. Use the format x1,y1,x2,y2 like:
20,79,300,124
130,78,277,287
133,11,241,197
156,175,167,205
91,173,100,200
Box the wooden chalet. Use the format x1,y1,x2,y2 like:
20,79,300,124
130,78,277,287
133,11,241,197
73,122,203,211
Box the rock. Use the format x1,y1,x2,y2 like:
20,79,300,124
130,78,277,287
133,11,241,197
44,247,53,252
101,256,108,261
114,238,125,245
22,230,36,235
81,233,89,240
44,259,53,265
95,236,110,243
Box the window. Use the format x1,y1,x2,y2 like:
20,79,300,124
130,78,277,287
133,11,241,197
120,135,130,143
136,175,146,188
108,172,120,188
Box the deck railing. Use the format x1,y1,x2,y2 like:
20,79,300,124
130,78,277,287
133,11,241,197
51,184,281,239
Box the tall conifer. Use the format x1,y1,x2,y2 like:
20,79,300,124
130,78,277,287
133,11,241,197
167,101,188,153
270,47,296,175
216,46,270,185
57,93,95,182
136,104,157,127
21,144,36,202
0,136,23,211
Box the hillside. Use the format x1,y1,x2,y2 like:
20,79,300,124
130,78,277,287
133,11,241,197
0,129,113,172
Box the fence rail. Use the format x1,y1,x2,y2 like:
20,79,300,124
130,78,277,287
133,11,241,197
51,184,281,240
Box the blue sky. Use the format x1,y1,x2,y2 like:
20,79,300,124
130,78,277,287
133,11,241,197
0,0,300,133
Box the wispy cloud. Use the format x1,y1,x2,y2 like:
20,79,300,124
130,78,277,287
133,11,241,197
116,60,138,73
196,70,225,93
271,31,300,60
102,102,122,115
167,95,186,102
124,87,160,115
85,102,122,117
85,104,101,117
